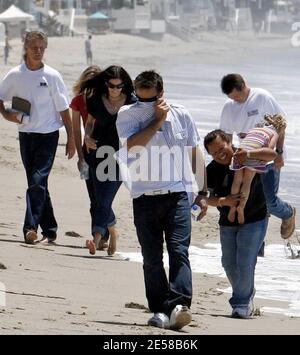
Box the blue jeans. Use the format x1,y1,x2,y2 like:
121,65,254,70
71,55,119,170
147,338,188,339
84,151,109,240
19,131,59,239
89,159,122,237
220,218,268,310
260,164,293,220
133,192,192,317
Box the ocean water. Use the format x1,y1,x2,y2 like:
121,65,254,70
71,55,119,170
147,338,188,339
164,47,300,214
119,46,300,318
119,241,300,317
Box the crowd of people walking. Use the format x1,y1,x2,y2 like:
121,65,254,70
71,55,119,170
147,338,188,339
0,31,297,331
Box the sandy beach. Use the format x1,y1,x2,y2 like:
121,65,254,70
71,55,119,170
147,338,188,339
0,31,300,335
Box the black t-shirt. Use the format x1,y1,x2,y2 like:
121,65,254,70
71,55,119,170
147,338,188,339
87,94,136,152
207,160,267,226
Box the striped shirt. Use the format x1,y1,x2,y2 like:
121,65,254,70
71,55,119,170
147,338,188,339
116,101,201,199
231,125,278,172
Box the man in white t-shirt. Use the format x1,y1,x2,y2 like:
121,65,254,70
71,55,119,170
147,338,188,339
220,73,296,241
0,31,75,245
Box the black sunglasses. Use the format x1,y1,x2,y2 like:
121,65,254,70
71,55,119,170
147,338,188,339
136,95,158,103
106,82,124,90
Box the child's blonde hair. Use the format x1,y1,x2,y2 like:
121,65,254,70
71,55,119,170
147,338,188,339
73,65,101,96
264,114,287,134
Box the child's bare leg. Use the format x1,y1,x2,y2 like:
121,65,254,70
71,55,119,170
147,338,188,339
237,169,256,224
228,170,243,223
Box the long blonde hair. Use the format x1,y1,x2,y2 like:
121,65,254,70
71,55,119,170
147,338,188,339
73,65,101,97
264,114,287,134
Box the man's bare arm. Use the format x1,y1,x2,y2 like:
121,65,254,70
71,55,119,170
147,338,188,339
60,109,75,160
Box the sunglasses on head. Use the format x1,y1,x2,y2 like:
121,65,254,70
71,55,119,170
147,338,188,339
106,82,124,90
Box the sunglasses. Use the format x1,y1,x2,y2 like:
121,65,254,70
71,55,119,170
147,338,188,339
106,82,124,90
136,95,158,103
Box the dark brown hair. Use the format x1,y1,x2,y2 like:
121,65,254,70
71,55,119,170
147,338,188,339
204,129,231,152
134,70,164,93
82,65,134,98
221,74,246,95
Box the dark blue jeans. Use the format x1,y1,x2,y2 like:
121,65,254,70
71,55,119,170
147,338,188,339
133,192,192,317
19,131,59,240
89,152,122,237
84,151,109,240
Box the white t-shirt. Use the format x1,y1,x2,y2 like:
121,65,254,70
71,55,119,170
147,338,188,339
220,88,286,137
0,63,69,134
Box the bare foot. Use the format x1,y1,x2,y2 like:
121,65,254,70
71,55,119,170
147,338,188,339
107,233,118,256
228,207,236,223
98,239,109,251
86,240,96,255
237,206,245,224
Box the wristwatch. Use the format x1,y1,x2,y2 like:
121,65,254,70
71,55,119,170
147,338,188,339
276,148,284,155
198,190,210,198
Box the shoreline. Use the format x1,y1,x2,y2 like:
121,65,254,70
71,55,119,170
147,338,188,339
1,31,300,335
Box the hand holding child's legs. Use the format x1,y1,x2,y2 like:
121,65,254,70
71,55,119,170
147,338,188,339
237,169,256,224
228,170,243,223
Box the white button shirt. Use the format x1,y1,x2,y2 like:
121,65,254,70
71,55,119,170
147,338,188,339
116,100,201,200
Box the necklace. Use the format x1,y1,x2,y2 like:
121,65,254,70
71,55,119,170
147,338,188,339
103,94,126,114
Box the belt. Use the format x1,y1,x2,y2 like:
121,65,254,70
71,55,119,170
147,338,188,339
143,189,177,196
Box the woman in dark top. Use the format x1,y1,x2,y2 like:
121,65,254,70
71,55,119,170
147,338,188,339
70,65,110,251
204,130,277,319
84,65,135,256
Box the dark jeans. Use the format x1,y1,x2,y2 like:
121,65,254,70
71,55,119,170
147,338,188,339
133,192,192,317
84,151,109,240
19,131,59,239
88,152,122,237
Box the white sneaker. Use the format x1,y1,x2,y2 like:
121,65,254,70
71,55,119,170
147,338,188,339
232,301,254,319
232,289,255,319
147,313,170,329
169,305,192,330
232,306,253,319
